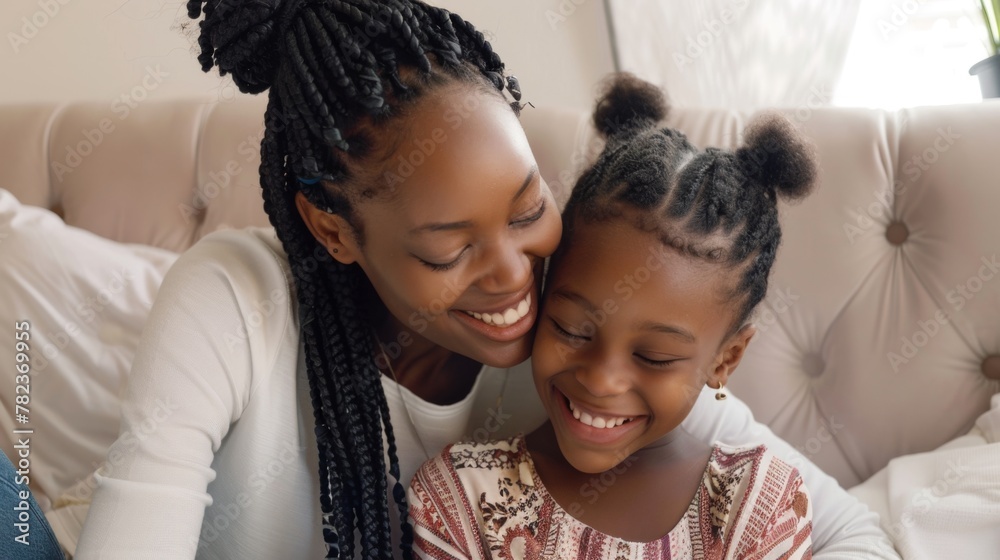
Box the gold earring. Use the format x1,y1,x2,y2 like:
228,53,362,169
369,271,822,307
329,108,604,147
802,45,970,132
714,381,727,401
332,248,339,254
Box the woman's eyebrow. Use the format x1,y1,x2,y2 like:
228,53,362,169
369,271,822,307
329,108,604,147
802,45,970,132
409,165,538,234
410,219,475,234
510,166,538,203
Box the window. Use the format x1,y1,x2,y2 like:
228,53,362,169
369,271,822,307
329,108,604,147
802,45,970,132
833,0,992,108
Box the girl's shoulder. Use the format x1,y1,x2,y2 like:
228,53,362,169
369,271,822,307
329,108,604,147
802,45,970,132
702,442,811,545
410,435,534,517
413,435,533,495
706,441,803,485
441,434,530,473
704,442,806,500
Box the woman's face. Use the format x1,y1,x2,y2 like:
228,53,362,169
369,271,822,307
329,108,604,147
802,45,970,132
531,218,754,474
300,85,562,368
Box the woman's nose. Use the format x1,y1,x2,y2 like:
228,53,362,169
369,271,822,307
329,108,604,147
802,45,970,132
477,240,534,295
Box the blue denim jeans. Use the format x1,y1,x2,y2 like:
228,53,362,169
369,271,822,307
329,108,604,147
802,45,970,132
1,450,64,559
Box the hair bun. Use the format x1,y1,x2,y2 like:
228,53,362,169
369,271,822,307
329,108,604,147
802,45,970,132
735,113,817,201
592,73,670,139
187,0,291,94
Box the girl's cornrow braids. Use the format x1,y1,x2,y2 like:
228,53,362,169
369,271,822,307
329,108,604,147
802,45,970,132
565,73,817,334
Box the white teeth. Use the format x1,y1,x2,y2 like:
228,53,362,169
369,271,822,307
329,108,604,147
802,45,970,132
567,397,634,429
461,293,531,327
503,308,519,324
517,299,529,316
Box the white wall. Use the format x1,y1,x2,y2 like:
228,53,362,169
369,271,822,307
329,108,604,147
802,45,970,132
432,0,616,110
0,0,615,111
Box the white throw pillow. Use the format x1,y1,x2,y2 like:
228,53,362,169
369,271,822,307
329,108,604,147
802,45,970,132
849,393,1000,558
0,188,178,504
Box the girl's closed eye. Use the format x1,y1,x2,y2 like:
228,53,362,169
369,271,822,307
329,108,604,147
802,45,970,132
549,316,589,341
551,313,683,367
634,353,682,368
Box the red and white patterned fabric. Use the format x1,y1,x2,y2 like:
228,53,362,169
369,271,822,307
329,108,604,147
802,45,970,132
409,436,812,559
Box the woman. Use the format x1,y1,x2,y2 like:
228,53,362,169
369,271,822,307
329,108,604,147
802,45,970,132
72,0,898,558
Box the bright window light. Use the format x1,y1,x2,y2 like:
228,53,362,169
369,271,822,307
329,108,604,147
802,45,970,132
833,0,992,109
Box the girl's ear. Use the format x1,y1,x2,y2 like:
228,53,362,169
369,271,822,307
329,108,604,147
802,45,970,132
294,191,362,265
709,324,757,387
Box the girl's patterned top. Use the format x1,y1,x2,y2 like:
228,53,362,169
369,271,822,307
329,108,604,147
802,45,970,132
408,435,812,560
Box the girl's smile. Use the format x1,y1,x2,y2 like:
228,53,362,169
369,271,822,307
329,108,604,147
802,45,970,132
553,386,647,446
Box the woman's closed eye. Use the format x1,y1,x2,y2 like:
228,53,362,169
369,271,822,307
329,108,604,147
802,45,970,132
416,246,470,272
511,199,546,228
415,200,548,272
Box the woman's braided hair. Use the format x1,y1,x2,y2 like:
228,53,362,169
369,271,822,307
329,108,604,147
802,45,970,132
564,74,818,334
186,1,523,557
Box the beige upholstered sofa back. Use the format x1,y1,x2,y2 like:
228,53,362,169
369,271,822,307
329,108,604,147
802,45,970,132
2,97,998,488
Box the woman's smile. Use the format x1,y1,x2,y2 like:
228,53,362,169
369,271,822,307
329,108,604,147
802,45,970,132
450,262,542,342
452,291,536,342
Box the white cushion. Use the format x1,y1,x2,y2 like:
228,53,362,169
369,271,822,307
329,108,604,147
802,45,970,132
848,393,1000,557
0,188,178,503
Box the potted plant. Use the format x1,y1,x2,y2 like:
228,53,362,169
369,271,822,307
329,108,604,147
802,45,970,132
971,0,1000,98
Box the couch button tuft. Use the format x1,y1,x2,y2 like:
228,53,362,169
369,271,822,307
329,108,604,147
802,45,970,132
803,352,825,378
983,355,1000,381
886,221,909,245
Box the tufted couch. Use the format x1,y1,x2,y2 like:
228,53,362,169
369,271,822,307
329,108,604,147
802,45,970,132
1,96,998,505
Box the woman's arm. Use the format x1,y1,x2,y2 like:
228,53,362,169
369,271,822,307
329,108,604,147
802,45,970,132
682,388,900,560
75,230,287,559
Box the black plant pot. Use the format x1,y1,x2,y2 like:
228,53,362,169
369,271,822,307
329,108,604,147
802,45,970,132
970,53,1000,99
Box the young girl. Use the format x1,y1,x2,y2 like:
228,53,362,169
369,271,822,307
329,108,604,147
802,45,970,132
408,75,816,559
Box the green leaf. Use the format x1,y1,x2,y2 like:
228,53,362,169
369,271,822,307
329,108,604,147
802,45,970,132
989,0,1000,53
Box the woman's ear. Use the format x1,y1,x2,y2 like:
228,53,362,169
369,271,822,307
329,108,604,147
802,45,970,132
709,324,757,387
294,191,362,265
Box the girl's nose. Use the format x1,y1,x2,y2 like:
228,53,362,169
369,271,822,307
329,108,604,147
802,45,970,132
573,361,632,399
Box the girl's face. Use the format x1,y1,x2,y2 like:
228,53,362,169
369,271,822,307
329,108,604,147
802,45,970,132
531,218,755,474
298,85,562,368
